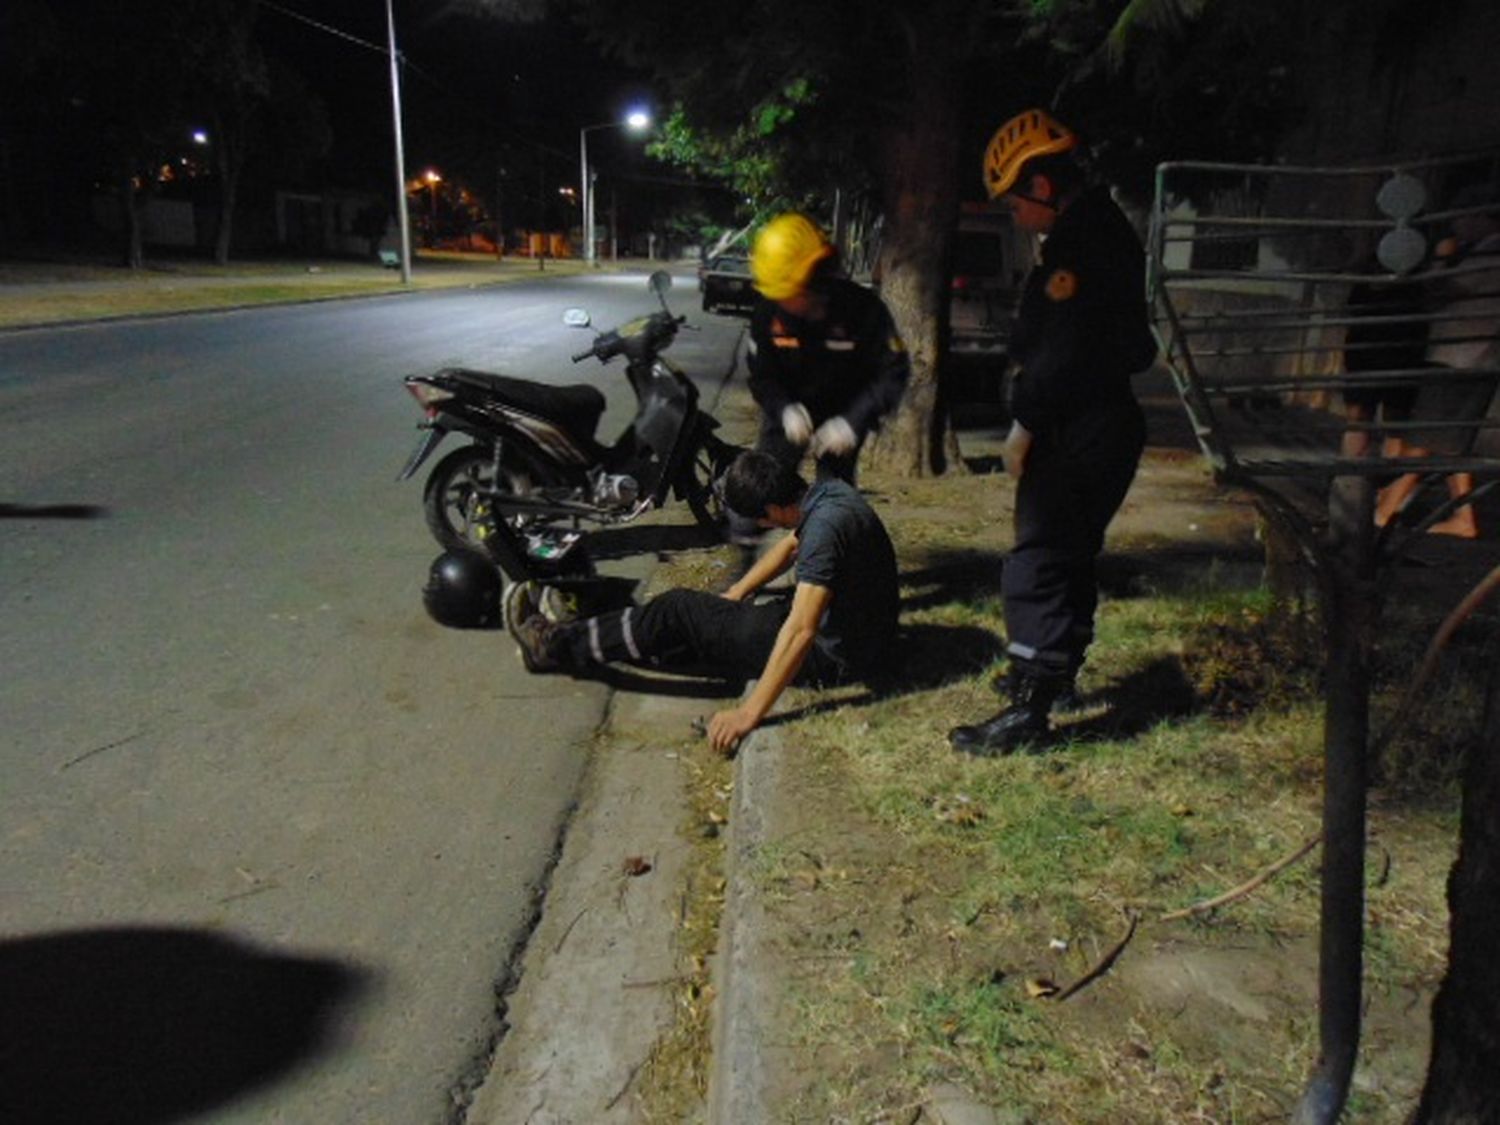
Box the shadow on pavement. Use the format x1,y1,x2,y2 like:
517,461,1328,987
584,521,726,561
0,926,370,1125
585,663,744,700
0,502,110,520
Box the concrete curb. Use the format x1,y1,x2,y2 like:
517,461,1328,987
464,686,706,1125
707,720,780,1124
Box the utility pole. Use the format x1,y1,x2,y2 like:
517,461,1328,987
385,0,412,283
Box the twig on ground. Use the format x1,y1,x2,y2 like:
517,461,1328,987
59,730,147,771
1373,560,1500,759
555,906,589,953
604,1060,643,1111
1160,833,1320,922
621,975,690,989
1054,909,1139,1002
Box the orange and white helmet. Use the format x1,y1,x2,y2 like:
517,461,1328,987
982,109,1078,200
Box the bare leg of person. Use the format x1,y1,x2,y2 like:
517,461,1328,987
1429,471,1480,538
1341,403,1373,458
1375,451,1428,526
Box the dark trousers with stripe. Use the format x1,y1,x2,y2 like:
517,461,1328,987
1002,398,1145,680
555,588,793,680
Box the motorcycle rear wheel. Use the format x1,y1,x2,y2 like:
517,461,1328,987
423,445,537,554
679,434,738,538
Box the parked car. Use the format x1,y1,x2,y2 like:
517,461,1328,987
699,253,756,313
946,203,1034,405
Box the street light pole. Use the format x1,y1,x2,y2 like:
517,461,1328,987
578,110,651,266
578,128,591,265
384,0,412,284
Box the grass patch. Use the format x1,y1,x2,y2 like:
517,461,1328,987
754,453,1478,1122
0,252,598,328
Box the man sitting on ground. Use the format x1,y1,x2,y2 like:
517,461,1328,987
505,450,899,754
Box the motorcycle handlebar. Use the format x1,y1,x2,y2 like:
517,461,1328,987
569,310,683,364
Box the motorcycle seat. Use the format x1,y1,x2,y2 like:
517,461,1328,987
439,368,607,439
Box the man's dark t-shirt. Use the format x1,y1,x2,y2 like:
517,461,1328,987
793,478,899,676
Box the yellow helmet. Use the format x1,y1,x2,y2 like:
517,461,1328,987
982,109,1078,200
751,213,834,300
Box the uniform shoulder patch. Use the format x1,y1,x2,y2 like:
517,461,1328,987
1045,268,1079,302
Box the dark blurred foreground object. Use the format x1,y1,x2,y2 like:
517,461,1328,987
0,926,367,1125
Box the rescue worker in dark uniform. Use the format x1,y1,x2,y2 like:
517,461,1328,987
729,213,910,547
949,109,1158,755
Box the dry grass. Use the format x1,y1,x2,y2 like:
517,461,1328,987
748,456,1481,1123
557,437,1488,1122
0,252,597,328
604,545,739,1123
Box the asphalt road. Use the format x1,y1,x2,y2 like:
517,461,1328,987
0,268,746,1124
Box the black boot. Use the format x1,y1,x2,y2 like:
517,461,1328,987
991,668,1085,718
951,673,1061,756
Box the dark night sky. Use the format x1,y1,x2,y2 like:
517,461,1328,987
258,1,658,192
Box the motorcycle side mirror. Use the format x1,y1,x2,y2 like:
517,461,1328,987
647,270,673,313
562,308,591,328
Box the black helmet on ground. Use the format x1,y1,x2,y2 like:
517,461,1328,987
423,549,502,628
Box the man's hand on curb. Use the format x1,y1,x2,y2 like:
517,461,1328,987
707,706,758,755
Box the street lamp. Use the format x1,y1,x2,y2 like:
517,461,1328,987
425,169,441,243
578,109,651,265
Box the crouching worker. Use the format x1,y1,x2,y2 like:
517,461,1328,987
504,449,899,754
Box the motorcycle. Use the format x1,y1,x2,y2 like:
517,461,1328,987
398,270,741,582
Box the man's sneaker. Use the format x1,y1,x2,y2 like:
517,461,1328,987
509,611,564,673
538,585,581,625
503,580,540,633
504,580,581,630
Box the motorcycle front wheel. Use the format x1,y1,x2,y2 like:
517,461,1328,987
423,445,538,554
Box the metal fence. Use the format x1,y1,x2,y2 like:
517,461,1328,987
1149,151,1500,483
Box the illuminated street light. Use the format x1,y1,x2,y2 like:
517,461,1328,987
424,169,441,243
578,108,651,265
191,130,209,145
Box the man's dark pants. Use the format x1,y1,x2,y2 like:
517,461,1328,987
1002,398,1145,681
557,588,840,684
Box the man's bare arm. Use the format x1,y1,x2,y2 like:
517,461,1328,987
723,532,799,601
707,580,831,753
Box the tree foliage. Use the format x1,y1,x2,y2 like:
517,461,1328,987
0,0,338,264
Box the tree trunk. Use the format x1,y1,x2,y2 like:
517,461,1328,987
118,172,145,271
865,10,963,478
1412,655,1500,1123
213,132,242,267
